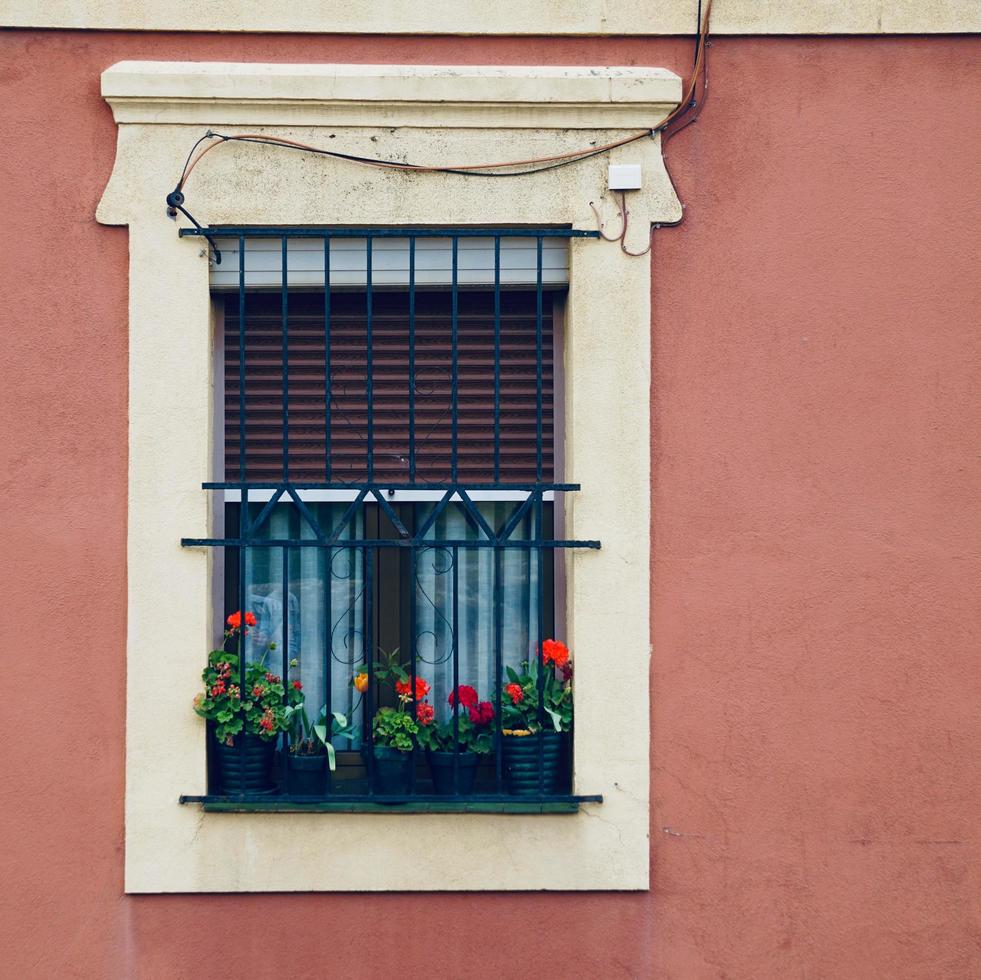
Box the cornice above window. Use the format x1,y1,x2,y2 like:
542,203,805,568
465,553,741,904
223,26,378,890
101,61,683,129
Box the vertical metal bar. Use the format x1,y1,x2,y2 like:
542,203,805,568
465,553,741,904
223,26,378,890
535,238,545,792
452,545,460,794
451,237,459,484
237,541,247,801
279,236,289,791
493,543,503,794
408,237,416,483
493,235,502,484
236,235,247,799
366,237,374,483
323,237,332,795
323,545,331,797
324,236,331,484
281,545,290,793
408,538,417,797
322,235,334,795
535,235,544,483
536,490,545,797
238,235,247,484
365,547,374,795
281,236,289,483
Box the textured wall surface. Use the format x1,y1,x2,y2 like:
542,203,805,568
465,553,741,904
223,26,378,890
5,0,981,35
2,29,980,979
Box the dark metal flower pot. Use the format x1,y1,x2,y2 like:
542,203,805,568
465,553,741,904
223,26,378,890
215,733,276,794
427,750,479,795
287,752,328,796
372,745,414,796
503,731,564,796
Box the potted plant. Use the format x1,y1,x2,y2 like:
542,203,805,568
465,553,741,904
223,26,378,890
499,639,573,796
283,672,355,796
414,685,495,794
193,610,291,794
354,649,427,796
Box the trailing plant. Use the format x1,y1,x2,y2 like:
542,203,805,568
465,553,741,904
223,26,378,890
500,639,573,735
414,685,496,755
193,611,297,745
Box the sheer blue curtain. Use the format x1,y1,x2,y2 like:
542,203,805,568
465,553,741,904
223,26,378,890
244,502,365,748
413,501,542,722
239,499,545,739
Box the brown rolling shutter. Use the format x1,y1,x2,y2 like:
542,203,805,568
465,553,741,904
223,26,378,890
224,289,555,484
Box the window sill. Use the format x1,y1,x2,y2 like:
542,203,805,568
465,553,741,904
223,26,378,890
181,794,600,814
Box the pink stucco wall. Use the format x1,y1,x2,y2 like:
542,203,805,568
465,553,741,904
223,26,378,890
2,29,979,979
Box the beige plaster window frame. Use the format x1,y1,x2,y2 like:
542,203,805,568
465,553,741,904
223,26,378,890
98,61,682,892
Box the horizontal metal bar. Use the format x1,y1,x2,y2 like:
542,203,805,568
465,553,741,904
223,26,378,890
224,489,556,503
181,537,601,549
181,227,599,239
205,481,582,491
199,801,586,814
180,793,603,808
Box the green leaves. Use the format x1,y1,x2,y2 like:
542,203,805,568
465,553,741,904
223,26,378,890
497,656,574,733
195,647,296,744
545,707,563,733
311,726,338,770
372,705,419,752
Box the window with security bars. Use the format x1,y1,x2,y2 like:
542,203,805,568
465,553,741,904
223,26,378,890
181,228,601,810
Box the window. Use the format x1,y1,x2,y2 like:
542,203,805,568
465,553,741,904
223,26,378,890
108,59,671,890
184,229,600,808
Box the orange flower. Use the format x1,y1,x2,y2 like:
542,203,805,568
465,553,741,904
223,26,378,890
542,639,570,668
395,676,431,700
353,672,369,693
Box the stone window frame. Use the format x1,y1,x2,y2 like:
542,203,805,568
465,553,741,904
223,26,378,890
98,61,682,892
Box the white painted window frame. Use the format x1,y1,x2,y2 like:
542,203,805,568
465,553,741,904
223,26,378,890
99,61,682,892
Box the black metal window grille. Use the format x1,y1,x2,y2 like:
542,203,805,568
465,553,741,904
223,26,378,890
179,227,602,812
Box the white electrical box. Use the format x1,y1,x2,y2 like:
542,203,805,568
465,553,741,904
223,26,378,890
608,163,643,190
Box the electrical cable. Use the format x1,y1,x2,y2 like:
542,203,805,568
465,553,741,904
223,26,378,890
589,199,625,242
170,0,711,196
174,128,656,193
587,0,712,254
167,0,712,268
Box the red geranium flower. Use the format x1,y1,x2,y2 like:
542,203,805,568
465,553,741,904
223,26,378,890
226,610,257,630
252,685,265,698
395,676,430,700
210,681,226,697
416,701,435,727
448,685,478,709
505,682,524,705
541,639,570,668
468,701,495,726
292,680,303,691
